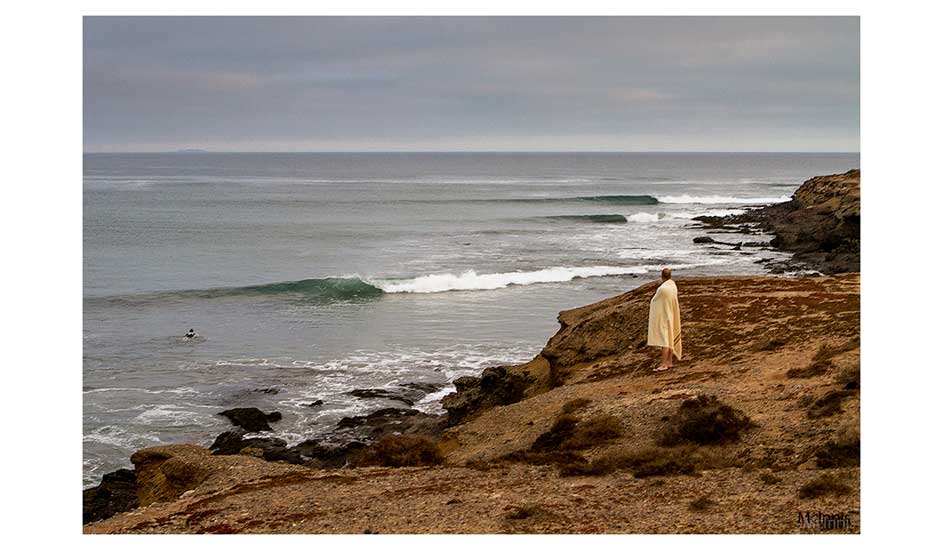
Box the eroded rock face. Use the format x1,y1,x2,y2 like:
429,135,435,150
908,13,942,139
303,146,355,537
129,444,310,509
696,169,860,273
130,445,216,506
83,468,138,524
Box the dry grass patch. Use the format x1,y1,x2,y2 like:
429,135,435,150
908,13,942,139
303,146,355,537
560,398,593,415
688,496,717,512
806,390,856,418
499,449,586,467
815,421,860,468
531,413,623,452
798,474,852,499
504,504,546,520
559,445,697,478
836,364,860,390
752,335,788,352
788,339,860,379
354,434,443,467
759,472,782,485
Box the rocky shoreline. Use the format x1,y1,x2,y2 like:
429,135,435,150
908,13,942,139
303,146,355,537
84,170,861,533
689,169,860,274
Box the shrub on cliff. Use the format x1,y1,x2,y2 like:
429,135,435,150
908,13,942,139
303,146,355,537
531,413,623,452
815,421,860,468
355,434,443,467
559,445,697,478
836,364,860,390
798,474,852,499
789,339,860,379
806,389,855,418
656,395,751,446
560,398,593,415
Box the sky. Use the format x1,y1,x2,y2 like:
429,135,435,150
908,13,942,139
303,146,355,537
83,17,859,153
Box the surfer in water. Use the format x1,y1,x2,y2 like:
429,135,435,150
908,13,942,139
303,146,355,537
185,328,196,339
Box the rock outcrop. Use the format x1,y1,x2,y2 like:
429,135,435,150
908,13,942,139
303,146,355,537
82,468,138,524
695,169,860,273
218,407,282,432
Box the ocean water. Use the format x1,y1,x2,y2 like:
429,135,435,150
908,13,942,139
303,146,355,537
83,152,858,486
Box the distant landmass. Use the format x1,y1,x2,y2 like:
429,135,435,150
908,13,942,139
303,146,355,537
173,148,209,153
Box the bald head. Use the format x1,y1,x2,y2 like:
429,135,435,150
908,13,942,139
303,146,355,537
661,268,672,281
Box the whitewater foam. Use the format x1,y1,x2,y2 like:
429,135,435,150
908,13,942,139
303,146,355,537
658,194,790,204
375,265,649,294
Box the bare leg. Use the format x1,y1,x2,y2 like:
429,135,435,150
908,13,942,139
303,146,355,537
662,347,673,369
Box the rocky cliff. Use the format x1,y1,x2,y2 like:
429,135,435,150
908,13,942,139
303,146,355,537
695,169,860,274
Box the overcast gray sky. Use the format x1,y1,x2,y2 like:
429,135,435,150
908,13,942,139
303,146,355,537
83,17,859,152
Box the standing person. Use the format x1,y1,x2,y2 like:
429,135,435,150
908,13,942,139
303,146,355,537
648,268,682,372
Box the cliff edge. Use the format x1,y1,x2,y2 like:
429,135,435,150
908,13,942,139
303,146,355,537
85,274,860,534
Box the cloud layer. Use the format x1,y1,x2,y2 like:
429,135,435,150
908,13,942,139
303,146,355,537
84,17,859,152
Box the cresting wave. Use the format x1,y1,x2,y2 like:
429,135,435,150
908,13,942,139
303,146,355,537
375,265,657,293
95,265,693,304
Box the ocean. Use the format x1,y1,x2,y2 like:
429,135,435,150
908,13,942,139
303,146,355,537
82,152,858,486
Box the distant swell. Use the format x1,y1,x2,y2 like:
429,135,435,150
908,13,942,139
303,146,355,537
575,195,659,205
94,277,384,306
542,214,629,224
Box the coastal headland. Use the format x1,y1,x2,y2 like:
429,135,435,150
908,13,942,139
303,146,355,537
84,170,860,534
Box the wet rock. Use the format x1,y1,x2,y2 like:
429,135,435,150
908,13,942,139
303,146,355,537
218,407,282,432
308,399,325,408
83,468,138,524
336,407,441,439
290,440,368,468
693,236,715,244
209,430,296,462
349,389,415,406
349,382,442,406
442,365,535,425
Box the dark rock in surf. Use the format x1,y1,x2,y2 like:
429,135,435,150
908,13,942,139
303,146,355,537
336,407,441,439
208,430,303,463
218,407,282,432
349,382,442,406
349,389,415,406
83,468,139,524
693,236,715,243
308,399,325,408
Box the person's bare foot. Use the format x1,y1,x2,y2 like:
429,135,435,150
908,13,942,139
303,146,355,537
653,364,672,372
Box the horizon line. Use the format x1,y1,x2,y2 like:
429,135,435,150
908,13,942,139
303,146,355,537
83,150,860,155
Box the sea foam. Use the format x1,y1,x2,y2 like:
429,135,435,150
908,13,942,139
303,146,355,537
376,265,649,294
